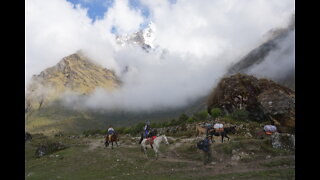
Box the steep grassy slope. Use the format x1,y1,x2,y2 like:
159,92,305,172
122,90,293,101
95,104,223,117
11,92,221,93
25,96,207,135
25,52,120,112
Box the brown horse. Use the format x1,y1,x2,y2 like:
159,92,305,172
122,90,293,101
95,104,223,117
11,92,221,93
105,133,119,149
195,124,208,137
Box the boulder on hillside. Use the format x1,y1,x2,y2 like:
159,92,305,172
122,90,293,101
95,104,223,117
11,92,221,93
207,74,295,133
271,132,295,150
35,142,67,158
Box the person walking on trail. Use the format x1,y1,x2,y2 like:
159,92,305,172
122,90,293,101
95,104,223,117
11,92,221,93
144,121,151,138
107,126,115,141
202,135,213,165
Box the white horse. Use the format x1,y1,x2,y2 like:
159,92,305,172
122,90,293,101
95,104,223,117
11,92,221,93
140,134,169,160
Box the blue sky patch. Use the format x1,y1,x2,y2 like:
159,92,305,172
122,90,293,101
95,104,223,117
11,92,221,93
67,0,151,22
66,0,177,34
67,0,114,22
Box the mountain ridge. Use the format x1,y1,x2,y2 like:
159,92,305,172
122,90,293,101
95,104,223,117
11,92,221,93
25,52,120,112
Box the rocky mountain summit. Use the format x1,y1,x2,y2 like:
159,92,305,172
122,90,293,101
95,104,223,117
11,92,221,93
25,52,120,112
207,74,295,133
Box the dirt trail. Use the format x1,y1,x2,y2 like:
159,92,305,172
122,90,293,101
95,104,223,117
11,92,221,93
85,137,137,151
84,136,294,177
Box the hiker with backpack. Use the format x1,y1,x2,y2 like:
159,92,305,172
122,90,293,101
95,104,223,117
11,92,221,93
197,135,213,165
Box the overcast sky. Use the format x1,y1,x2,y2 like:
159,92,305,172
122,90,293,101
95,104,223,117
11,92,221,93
26,0,294,111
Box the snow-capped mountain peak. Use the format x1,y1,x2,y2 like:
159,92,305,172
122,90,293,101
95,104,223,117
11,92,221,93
115,22,156,49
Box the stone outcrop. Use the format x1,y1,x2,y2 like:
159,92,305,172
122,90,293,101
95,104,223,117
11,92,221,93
207,74,295,133
271,132,295,150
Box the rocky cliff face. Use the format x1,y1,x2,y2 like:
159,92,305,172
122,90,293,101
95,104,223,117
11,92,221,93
227,15,295,90
25,52,120,111
207,74,295,133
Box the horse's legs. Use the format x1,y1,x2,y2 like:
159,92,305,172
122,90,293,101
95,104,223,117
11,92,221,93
154,148,158,160
141,143,148,158
210,135,215,143
139,134,143,144
225,134,230,141
116,140,119,147
111,141,113,149
143,146,148,158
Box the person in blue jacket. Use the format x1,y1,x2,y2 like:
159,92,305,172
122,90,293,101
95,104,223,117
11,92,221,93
144,120,151,138
202,135,212,165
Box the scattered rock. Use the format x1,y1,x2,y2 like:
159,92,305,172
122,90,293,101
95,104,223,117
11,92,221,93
231,155,241,161
54,132,64,137
232,149,238,154
245,132,253,138
271,132,295,150
35,142,67,158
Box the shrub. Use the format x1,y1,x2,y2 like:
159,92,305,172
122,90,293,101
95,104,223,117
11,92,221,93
115,127,125,134
123,127,132,134
151,122,158,128
100,129,108,135
178,113,189,124
193,110,208,122
211,108,222,119
131,122,145,135
163,121,171,127
83,129,103,136
230,109,249,121
170,118,178,126
187,117,194,123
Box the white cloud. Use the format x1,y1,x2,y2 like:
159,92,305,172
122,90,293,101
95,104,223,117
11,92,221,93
26,0,294,112
105,0,144,34
247,30,295,82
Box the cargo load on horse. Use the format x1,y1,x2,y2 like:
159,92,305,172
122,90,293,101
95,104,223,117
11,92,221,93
213,123,224,132
263,125,277,135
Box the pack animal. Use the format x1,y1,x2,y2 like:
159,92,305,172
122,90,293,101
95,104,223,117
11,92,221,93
207,126,237,143
195,124,208,137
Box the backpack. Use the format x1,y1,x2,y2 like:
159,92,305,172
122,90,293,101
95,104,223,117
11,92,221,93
197,140,205,150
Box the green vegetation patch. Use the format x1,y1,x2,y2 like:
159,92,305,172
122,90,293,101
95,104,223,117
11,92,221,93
261,158,295,167
205,168,295,180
